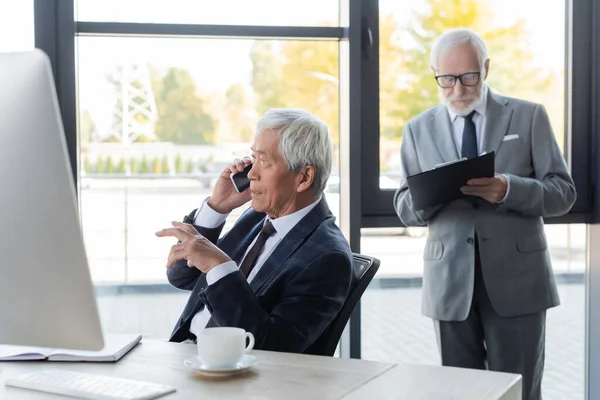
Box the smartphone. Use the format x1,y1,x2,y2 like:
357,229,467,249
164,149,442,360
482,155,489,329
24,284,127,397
230,163,252,193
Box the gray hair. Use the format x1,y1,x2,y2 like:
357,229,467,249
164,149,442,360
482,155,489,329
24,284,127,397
256,108,332,197
430,28,489,71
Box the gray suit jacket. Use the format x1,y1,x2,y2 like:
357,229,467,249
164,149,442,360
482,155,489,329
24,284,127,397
394,89,577,321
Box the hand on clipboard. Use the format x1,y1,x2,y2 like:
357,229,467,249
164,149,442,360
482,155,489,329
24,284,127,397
406,152,495,210
432,152,487,169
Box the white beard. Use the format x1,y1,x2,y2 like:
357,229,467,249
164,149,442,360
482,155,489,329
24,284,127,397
441,83,486,116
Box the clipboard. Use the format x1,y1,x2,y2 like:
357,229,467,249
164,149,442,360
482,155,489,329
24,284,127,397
406,151,495,210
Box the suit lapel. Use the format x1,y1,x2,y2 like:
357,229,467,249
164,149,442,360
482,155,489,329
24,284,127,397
218,208,265,265
483,89,513,154
430,106,460,162
249,197,330,293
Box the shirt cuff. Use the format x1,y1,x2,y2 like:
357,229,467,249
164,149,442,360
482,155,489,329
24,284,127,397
206,261,239,285
498,174,511,204
194,198,229,228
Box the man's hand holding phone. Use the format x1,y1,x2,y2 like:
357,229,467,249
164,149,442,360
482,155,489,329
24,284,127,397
207,157,253,214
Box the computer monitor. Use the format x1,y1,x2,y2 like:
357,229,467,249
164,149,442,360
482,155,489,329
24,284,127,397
0,50,104,350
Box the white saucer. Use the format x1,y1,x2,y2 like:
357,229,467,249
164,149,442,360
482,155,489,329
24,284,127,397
184,354,257,376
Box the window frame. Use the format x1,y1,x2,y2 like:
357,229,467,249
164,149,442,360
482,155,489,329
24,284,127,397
34,0,362,356
360,0,598,227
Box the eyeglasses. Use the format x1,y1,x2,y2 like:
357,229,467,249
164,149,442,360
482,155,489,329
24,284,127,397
435,72,481,88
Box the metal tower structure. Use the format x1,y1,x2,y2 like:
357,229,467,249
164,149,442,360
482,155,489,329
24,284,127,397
108,63,158,145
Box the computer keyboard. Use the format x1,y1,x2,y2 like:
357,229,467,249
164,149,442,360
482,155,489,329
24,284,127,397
5,369,176,400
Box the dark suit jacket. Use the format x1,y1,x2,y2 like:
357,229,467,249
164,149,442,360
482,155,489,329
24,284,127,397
167,197,354,355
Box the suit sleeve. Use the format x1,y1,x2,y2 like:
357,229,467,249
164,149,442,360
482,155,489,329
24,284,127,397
496,104,577,217
394,122,443,226
166,210,226,291
200,251,353,353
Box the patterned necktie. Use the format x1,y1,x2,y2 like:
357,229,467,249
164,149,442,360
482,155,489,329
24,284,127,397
461,110,478,159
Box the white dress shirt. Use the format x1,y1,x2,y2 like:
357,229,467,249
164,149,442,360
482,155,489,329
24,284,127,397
447,87,488,156
189,197,321,335
446,88,510,202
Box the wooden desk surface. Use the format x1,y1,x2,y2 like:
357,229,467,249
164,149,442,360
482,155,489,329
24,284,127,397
344,361,522,400
0,340,522,399
0,341,395,399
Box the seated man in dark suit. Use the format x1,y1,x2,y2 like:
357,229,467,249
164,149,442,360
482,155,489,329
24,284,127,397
156,108,354,355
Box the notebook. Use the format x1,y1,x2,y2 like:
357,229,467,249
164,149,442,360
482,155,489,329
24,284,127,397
0,333,142,362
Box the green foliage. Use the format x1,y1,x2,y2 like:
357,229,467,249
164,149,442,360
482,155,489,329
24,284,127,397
130,158,139,175
96,156,105,174
223,84,255,143
151,68,217,145
175,154,183,174
249,3,556,144
161,155,169,174
106,156,115,174
250,42,286,116
117,158,126,174
387,0,554,139
134,134,154,143
152,157,161,174
83,156,92,174
140,155,150,174
79,109,99,144
186,158,194,174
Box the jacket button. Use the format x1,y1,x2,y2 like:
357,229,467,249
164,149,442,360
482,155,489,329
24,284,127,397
467,237,474,245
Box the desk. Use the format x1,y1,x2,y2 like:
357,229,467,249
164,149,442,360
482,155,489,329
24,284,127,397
0,341,521,399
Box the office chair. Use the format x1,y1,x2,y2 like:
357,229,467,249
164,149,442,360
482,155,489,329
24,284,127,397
306,253,381,356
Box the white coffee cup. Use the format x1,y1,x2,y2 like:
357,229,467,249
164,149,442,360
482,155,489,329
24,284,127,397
196,327,255,368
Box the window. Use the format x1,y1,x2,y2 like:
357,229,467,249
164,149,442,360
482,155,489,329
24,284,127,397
0,0,34,52
356,1,586,398
75,0,341,27
360,0,592,222
378,0,566,190
77,36,341,283
360,224,586,399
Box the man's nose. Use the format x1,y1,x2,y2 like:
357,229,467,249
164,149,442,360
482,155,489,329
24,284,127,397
454,80,466,96
247,164,257,180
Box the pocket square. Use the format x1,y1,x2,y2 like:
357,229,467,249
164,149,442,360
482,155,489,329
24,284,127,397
503,134,519,142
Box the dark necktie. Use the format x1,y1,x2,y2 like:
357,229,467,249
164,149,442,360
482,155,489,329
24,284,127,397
204,220,276,329
239,220,276,278
461,110,478,159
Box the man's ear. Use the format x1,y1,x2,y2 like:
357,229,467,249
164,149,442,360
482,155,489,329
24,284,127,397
296,165,316,193
483,59,490,80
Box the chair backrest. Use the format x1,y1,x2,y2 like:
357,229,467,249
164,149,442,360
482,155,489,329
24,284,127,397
306,253,380,356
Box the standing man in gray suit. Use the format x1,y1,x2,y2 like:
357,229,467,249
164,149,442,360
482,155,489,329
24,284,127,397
394,28,576,400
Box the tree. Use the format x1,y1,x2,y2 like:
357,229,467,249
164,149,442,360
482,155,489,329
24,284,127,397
96,156,105,174
250,42,285,115
152,156,161,174
140,155,150,174
387,0,555,140
250,40,339,144
221,84,256,143
130,158,139,175
175,154,183,174
117,158,126,174
249,23,403,147
79,109,99,144
106,156,115,174
152,68,218,145
161,155,169,174
83,156,92,174
281,41,340,144
186,158,195,174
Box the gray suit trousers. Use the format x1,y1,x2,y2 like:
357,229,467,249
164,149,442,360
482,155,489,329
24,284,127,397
434,249,546,400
